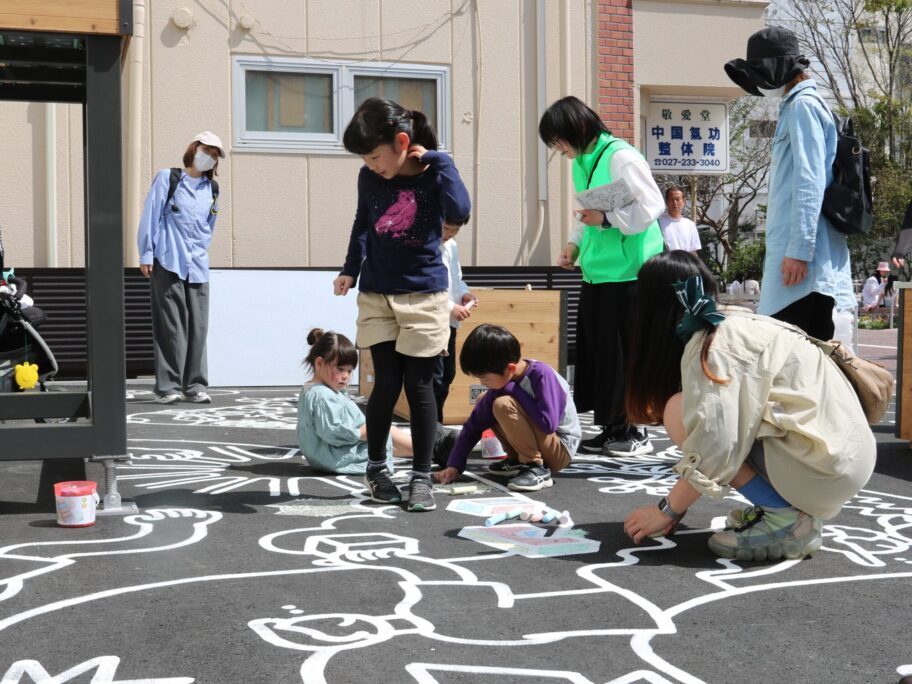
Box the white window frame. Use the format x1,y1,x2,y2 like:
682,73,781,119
232,56,451,154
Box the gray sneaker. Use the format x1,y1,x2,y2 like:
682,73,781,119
507,465,553,492
155,393,182,404
708,507,822,561
407,477,436,512
603,430,654,457
185,391,212,404
365,468,402,503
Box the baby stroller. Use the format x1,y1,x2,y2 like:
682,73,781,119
0,227,60,401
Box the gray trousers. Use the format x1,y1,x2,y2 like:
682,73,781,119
150,261,209,396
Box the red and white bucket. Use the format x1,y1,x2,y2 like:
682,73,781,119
54,481,99,527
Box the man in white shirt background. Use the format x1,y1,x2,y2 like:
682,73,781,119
658,186,702,254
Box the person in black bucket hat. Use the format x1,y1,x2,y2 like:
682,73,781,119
722,27,855,341
724,26,810,96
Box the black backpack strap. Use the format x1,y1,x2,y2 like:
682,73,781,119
166,167,182,205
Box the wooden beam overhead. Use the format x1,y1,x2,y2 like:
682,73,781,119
0,1,122,36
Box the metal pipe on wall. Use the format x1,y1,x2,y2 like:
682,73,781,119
124,0,145,266
559,0,573,248
45,103,57,267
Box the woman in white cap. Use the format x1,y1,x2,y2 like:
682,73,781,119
861,262,891,312
137,131,225,403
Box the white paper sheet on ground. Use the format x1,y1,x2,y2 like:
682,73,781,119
575,177,635,214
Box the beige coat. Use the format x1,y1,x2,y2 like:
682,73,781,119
674,310,876,519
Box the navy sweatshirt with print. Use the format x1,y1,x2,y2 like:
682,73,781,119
340,150,471,295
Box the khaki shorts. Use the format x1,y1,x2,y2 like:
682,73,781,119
356,291,450,357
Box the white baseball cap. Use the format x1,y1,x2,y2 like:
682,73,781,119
193,131,225,157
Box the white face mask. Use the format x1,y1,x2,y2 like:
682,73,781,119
758,85,786,98
193,149,217,173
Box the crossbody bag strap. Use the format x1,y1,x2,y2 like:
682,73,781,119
586,140,620,189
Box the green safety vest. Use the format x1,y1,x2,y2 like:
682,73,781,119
573,132,664,283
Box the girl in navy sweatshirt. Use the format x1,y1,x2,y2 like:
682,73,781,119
333,97,470,512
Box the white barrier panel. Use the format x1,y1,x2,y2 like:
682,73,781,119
208,270,359,387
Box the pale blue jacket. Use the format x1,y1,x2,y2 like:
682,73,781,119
137,169,218,283
296,384,392,474
759,80,855,316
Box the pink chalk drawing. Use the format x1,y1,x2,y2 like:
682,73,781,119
458,524,600,558
375,190,417,238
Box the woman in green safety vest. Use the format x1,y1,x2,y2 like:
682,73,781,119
539,96,665,457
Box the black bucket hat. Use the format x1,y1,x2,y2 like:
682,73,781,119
724,26,810,96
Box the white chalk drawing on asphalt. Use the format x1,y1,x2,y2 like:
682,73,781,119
0,508,221,605
1,437,910,683
0,656,192,683
898,663,912,676
128,396,298,429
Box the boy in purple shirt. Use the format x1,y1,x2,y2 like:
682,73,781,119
433,324,581,491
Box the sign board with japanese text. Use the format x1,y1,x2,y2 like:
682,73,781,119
645,100,729,174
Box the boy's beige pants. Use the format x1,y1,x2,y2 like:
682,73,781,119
490,396,571,472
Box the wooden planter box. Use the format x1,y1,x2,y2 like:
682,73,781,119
358,288,566,425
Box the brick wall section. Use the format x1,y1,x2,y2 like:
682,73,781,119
597,0,635,143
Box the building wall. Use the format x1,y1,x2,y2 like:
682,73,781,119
2,0,765,270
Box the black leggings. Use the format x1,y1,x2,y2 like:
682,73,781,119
366,341,437,474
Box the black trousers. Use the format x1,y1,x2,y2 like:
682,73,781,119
432,327,458,423
574,280,636,430
366,341,437,474
771,291,835,340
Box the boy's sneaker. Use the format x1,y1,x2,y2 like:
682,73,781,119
155,393,182,404
432,426,458,468
603,429,654,457
707,507,822,562
185,391,212,404
507,465,553,492
487,456,523,477
364,468,402,503
580,428,617,453
407,476,436,512
725,504,763,530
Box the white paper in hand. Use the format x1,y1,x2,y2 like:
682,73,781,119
576,177,635,214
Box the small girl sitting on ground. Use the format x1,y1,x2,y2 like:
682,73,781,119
297,328,454,475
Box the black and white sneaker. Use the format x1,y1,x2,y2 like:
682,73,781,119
407,476,437,512
487,457,523,477
603,429,654,457
507,465,553,491
364,468,402,503
580,427,621,453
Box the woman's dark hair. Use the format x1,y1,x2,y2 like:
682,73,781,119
665,185,684,201
343,97,438,155
460,324,521,376
886,273,897,297
183,141,219,180
625,251,725,426
538,96,609,154
304,328,358,371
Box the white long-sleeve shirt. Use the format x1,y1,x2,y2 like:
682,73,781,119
568,148,665,245
442,238,471,328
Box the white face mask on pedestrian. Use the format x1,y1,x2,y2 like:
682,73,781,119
193,150,217,173
758,85,787,98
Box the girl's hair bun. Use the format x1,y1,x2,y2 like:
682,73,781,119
306,328,325,345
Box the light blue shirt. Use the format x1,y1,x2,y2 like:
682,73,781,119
137,169,219,283
296,383,392,474
759,80,855,316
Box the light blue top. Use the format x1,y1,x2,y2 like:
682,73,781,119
759,80,855,316
296,383,392,474
137,169,219,283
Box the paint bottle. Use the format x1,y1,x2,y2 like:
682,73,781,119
480,429,507,459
